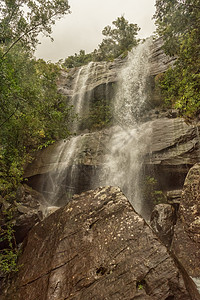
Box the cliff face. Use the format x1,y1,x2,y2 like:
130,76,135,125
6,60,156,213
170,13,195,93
58,38,175,103
149,37,176,76
25,38,190,197
58,59,123,99
25,117,200,205
2,39,200,299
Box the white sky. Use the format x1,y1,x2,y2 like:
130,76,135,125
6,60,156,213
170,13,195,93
35,0,156,62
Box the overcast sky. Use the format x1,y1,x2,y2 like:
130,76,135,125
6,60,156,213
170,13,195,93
35,0,156,62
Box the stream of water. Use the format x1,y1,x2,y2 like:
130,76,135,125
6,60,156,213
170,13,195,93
41,39,153,217
99,38,153,217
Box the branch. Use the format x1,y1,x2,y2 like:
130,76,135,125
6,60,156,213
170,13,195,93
1,22,42,59
1,9,67,59
0,104,19,128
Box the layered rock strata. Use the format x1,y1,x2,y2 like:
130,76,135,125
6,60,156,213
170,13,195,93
25,118,200,196
57,37,174,103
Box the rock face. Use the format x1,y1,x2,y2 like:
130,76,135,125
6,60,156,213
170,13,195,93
24,38,195,202
3,187,194,300
146,118,200,169
150,203,176,248
25,118,200,200
25,118,200,178
57,37,174,102
171,164,200,282
0,185,45,247
149,37,176,76
145,118,200,191
58,59,124,100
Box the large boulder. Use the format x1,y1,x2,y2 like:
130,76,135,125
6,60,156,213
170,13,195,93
2,187,196,300
171,164,200,289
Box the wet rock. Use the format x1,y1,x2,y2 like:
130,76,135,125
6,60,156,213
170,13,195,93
171,163,200,282
147,118,200,168
24,118,200,203
58,59,124,99
0,185,46,247
150,203,176,248
25,119,200,178
166,189,182,204
3,187,193,300
149,37,176,76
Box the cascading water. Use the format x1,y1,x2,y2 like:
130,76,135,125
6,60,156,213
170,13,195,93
40,63,99,206
100,38,153,217
38,39,153,216
71,62,96,131
39,136,83,206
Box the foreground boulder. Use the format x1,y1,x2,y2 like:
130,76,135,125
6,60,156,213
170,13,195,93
172,163,200,290
3,187,196,299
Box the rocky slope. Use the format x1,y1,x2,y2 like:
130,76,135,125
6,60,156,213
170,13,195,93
172,164,200,283
2,187,196,300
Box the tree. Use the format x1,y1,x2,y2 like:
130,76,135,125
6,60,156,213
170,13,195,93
0,0,70,57
154,0,200,55
63,50,93,68
63,16,141,66
154,0,200,119
0,0,72,275
97,16,140,61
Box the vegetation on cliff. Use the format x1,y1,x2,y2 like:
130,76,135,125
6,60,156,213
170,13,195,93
0,0,71,275
154,0,200,119
63,16,140,68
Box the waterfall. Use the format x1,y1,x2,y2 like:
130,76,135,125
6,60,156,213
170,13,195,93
39,136,83,206
37,39,153,215
40,62,108,206
71,62,96,131
100,38,153,217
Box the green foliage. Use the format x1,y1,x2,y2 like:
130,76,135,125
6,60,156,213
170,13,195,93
63,50,93,68
0,209,19,274
79,99,113,131
136,279,146,291
138,284,143,290
0,47,74,274
0,0,72,276
154,0,200,119
63,16,140,67
143,176,166,205
97,15,140,61
0,47,73,201
0,0,70,56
